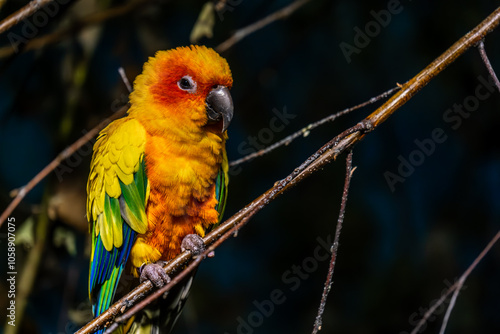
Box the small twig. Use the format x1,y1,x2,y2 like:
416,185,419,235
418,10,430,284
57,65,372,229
216,0,312,53
312,150,354,334
477,40,500,92
229,86,399,167
0,0,59,35
0,105,128,227
118,67,133,93
409,230,500,334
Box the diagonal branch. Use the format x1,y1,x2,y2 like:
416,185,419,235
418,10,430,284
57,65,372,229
75,7,500,332
0,0,59,35
363,7,500,129
216,0,312,53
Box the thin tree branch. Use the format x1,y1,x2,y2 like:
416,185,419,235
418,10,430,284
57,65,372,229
76,8,500,332
0,105,128,227
312,150,354,334
409,230,500,334
216,0,312,53
118,67,133,93
229,86,399,167
0,0,57,35
0,0,151,59
364,7,500,129
477,40,500,92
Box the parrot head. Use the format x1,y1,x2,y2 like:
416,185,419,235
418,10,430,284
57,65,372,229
129,45,234,134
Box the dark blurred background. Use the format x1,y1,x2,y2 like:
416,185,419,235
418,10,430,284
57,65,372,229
0,0,499,333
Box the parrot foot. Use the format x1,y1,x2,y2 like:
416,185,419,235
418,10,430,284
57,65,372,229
139,261,171,288
181,234,206,257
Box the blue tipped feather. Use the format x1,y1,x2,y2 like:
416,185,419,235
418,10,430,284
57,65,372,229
90,223,136,333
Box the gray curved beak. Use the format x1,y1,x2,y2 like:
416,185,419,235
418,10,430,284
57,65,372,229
206,85,234,132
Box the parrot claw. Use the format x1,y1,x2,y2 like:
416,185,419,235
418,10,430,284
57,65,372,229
181,234,206,257
140,262,171,288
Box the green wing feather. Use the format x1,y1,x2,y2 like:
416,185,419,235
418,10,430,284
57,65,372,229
86,119,149,332
214,151,229,222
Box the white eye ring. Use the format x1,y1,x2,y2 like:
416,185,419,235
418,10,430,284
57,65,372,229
177,75,197,93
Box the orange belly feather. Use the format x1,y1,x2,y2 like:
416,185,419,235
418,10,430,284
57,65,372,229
129,124,224,275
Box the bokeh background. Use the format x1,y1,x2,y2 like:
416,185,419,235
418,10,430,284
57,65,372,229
0,0,499,333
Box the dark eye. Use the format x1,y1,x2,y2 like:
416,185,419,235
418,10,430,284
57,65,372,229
178,75,196,92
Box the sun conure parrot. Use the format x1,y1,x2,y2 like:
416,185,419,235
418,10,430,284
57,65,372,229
86,45,233,333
